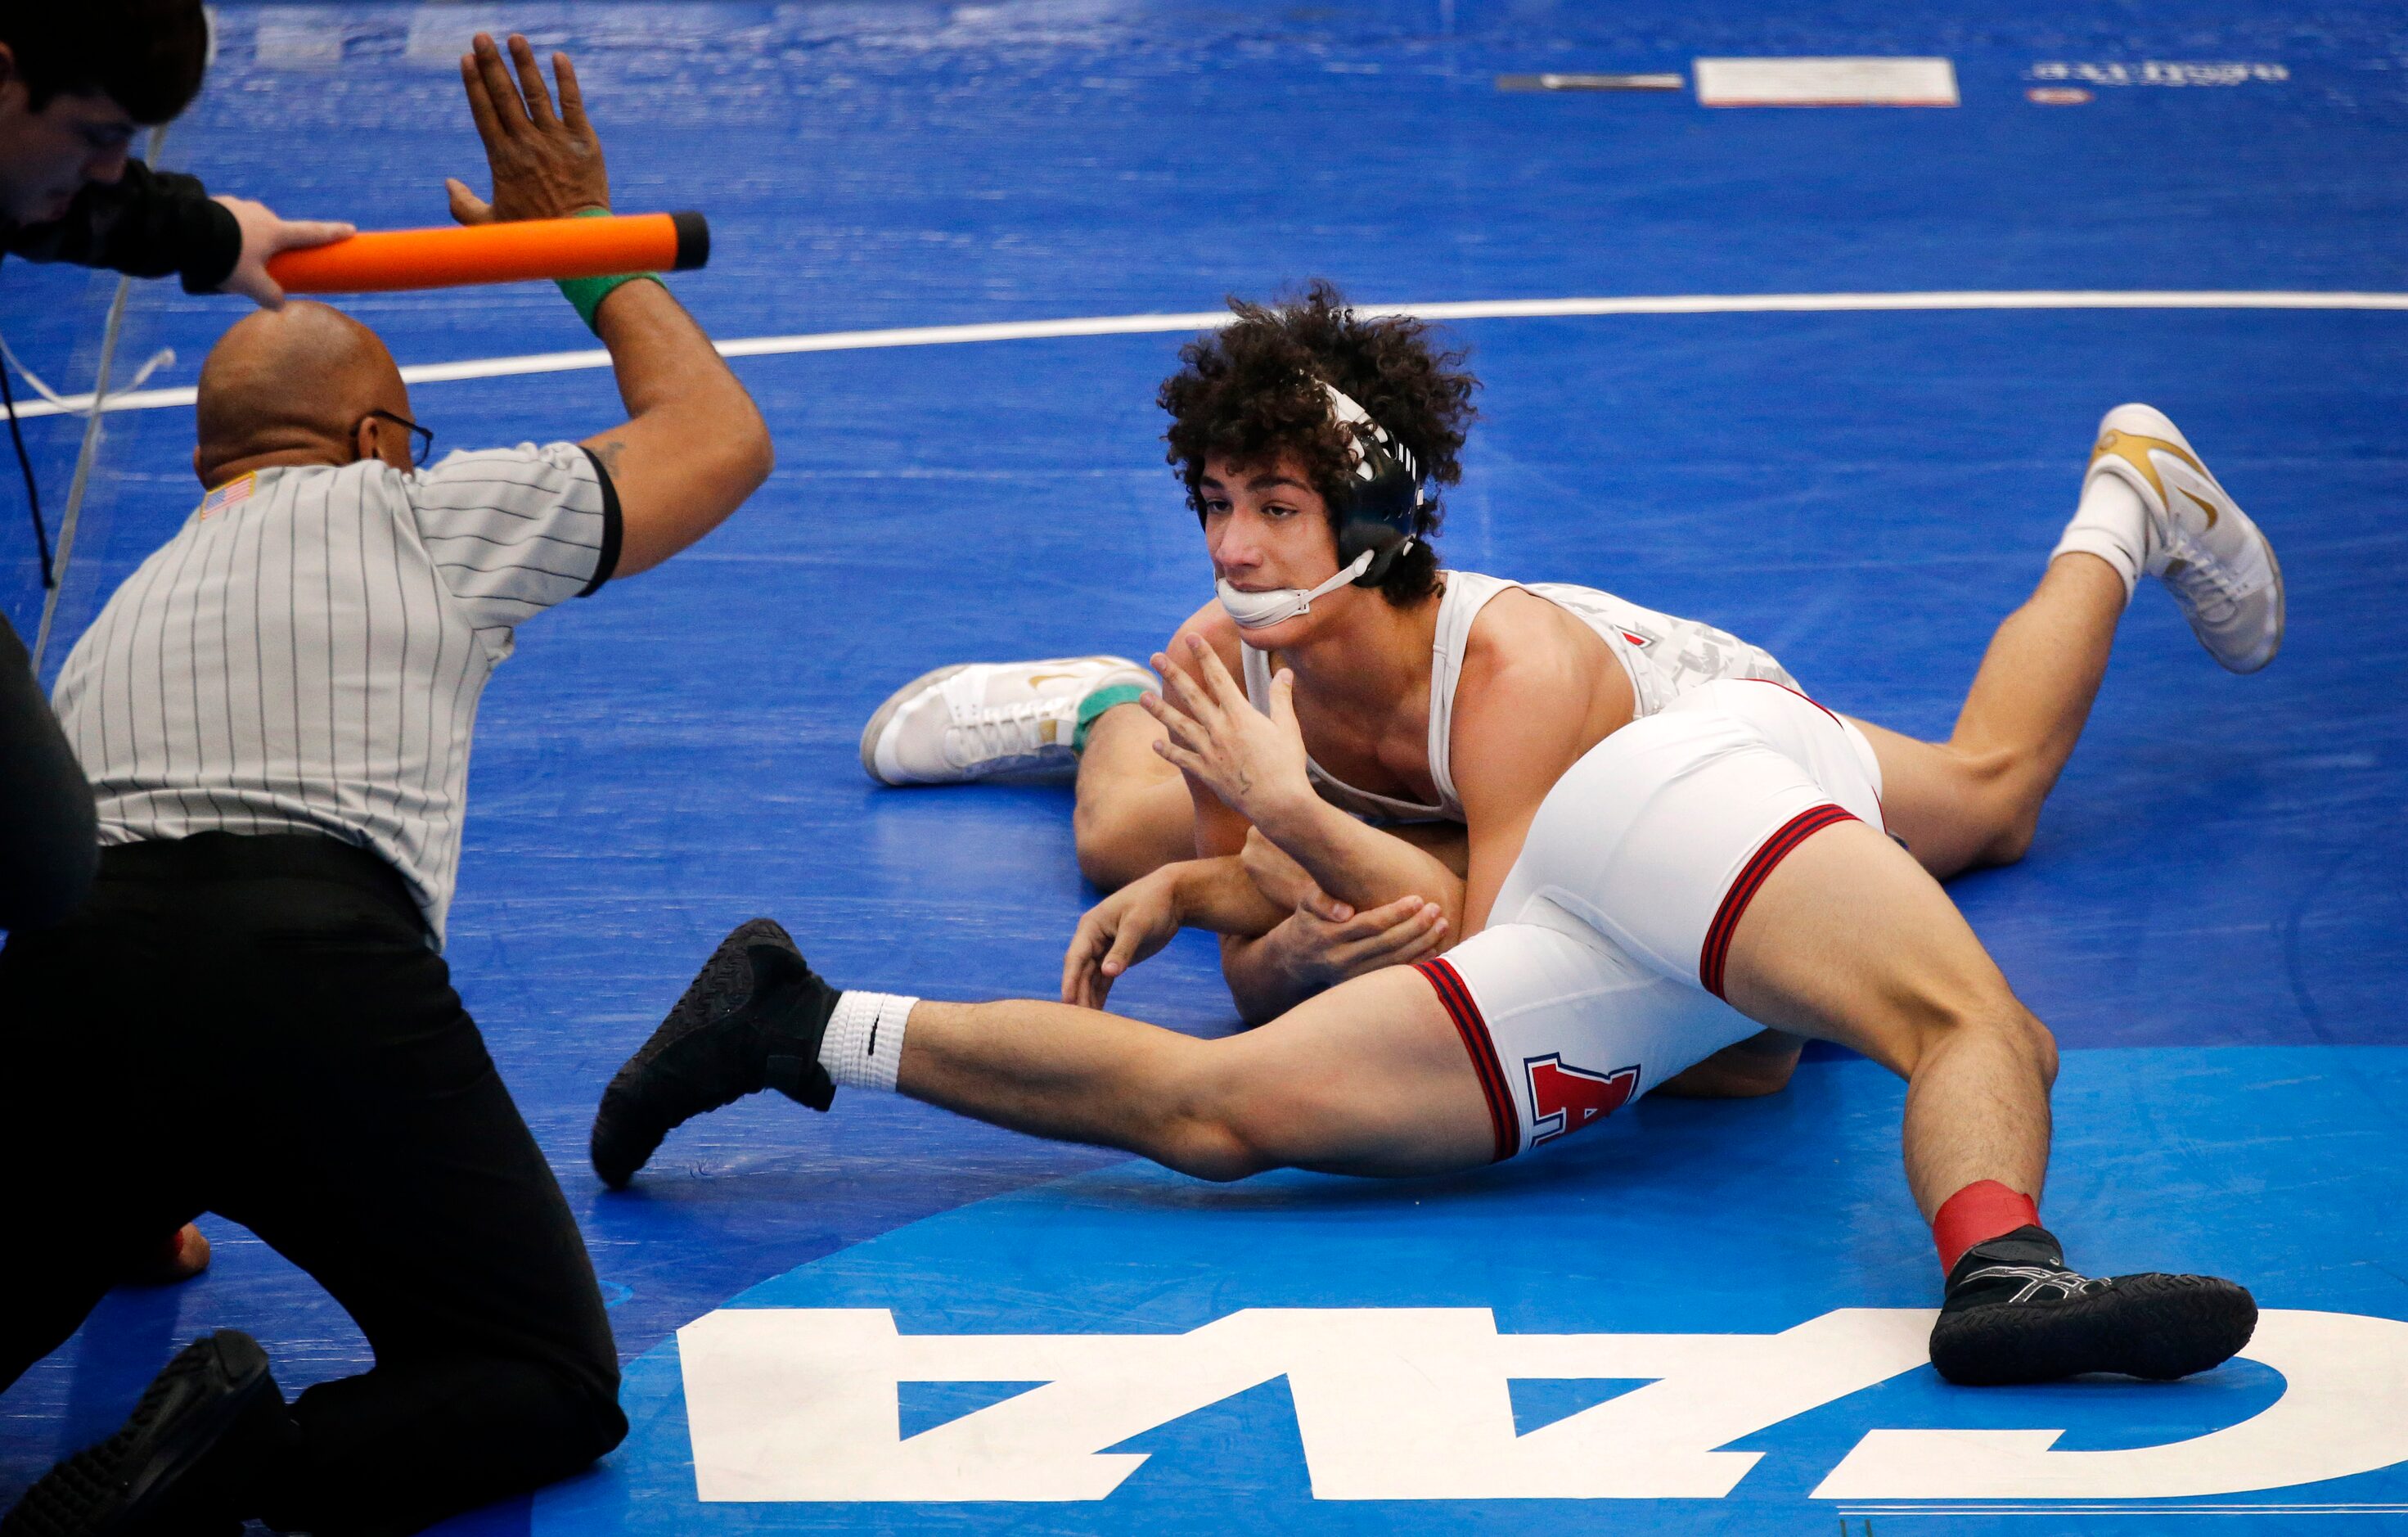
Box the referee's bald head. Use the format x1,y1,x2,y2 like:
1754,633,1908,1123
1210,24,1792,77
195,301,412,485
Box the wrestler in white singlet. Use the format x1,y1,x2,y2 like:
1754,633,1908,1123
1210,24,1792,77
1246,572,1886,1162
1240,570,1803,823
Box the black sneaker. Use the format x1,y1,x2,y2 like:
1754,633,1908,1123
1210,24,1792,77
590,918,841,1189
1929,1226,2257,1386
1,1330,287,1536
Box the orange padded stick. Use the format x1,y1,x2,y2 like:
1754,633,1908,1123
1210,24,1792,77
267,211,709,294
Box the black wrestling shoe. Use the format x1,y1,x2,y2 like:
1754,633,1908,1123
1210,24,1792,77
590,917,841,1188
1929,1226,2257,1386
1,1330,287,1537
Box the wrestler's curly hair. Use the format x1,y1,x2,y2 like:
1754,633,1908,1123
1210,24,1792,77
1159,280,1479,606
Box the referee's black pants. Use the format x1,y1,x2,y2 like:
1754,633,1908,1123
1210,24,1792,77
0,833,626,1535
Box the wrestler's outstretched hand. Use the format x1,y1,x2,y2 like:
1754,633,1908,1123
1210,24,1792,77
1061,865,1187,1008
1141,635,1312,827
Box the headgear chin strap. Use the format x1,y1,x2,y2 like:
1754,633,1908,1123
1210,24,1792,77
1213,380,1426,630
1216,549,1377,629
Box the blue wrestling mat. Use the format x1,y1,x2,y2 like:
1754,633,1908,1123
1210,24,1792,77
5,2,2406,1533
546,1047,2408,1534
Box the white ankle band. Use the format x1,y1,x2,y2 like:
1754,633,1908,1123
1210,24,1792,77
819,990,916,1093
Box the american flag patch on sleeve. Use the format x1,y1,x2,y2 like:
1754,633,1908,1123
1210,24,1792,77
199,472,257,521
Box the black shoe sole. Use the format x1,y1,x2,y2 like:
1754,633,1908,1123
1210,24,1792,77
1930,1273,2257,1386
590,918,799,1190
2,1331,272,1537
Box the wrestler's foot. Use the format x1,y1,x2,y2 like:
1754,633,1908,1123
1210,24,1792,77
2086,403,2284,673
590,918,841,1189
861,656,1155,785
1,1330,289,1537
1928,1226,2257,1386
124,1224,212,1287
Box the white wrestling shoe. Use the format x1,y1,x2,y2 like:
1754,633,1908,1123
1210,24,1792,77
2086,403,2284,673
860,656,1156,785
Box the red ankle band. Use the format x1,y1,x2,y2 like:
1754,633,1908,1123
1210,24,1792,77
1932,1180,2040,1272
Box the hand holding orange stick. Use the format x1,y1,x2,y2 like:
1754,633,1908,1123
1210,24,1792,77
264,211,708,293
263,34,709,295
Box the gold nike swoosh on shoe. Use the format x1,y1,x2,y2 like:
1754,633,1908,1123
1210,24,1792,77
2180,488,2221,530
1026,673,1083,687
2089,429,2211,504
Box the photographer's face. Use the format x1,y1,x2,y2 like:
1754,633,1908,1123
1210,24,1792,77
0,62,138,227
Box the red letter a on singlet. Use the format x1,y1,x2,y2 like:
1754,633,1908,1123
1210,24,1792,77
1524,1055,1640,1145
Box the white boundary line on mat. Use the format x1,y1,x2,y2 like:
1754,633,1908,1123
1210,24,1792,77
12,289,2408,422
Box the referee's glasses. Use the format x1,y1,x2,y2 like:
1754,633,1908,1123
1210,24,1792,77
362,408,434,469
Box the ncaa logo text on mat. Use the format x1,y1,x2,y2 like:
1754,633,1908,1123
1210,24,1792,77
678,1305,2408,1503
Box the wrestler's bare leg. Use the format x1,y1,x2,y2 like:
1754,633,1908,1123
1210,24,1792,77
1722,818,2056,1215
897,965,1492,1180
902,812,2048,1210
1848,552,2127,880
1719,814,2247,1386
1071,703,1196,890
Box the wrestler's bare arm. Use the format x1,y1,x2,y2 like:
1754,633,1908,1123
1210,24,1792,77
1443,683,1593,931
1148,638,1470,919
1111,616,1461,1015
1046,604,1447,1016
1154,615,1459,890
1141,638,1463,1018
1141,607,1468,898
1213,796,1457,1022
1238,823,1466,912
1129,598,1606,1016
1407,592,1630,932
1053,805,1435,1023
1059,853,1294,1009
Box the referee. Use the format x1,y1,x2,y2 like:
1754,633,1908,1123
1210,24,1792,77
0,35,771,1537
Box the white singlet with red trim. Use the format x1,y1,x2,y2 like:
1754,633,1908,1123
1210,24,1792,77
1240,570,1798,823
1418,677,1888,1162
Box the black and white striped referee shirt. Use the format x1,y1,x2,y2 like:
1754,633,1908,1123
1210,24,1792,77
50,443,622,946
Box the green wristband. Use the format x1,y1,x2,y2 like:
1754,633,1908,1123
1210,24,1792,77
555,208,659,332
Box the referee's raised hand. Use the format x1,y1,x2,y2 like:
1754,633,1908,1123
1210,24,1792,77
444,33,610,227
432,32,768,577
